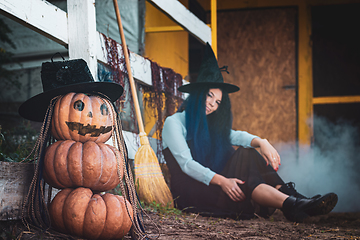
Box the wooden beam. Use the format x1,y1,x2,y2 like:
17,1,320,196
147,0,212,44
313,96,360,105
67,0,98,79
146,24,211,33
298,2,313,145
0,0,68,46
211,0,217,57
145,25,185,32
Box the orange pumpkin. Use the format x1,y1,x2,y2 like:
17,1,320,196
49,188,133,239
44,140,121,191
51,92,113,143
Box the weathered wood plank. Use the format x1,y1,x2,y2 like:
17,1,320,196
0,162,61,221
0,161,33,220
0,0,68,46
218,8,297,143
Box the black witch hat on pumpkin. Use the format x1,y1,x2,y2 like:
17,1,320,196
178,42,239,94
18,54,124,122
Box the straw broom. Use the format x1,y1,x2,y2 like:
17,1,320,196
113,0,173,207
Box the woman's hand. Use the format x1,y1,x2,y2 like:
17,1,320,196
210,174,246,202
251,138,281,171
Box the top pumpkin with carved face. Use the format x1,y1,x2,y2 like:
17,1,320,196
51,92,113,143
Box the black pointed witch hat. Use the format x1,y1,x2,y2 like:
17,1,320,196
178,42,239,94
18,55,124,122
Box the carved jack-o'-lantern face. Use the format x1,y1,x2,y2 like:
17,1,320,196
51,92,113,143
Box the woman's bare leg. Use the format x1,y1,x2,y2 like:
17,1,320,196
251,183,288,209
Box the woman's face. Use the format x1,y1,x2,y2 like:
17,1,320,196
205,88,222,115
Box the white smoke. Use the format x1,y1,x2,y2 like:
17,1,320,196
277,116,360,212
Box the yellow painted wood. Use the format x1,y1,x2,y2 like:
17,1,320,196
297,2,313,145
313,96,360,105
144,32,188,78
146,2,179,27
144,0,188,78
145,26,185,33
211,0,217,57
146,24,211,33
143,92,161,138
144,0,188,136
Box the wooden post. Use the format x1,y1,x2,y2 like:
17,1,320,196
67,0,98,80
211,0,217,57
298,2,313,145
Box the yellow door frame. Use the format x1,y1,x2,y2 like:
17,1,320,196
299,0,360,145
211,0,217,57
298,1,313,145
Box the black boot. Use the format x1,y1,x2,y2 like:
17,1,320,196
281,193,338,222
279,182,321,199
303,193,338,216
281,196,312,222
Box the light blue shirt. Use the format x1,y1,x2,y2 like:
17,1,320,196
162,111,258,186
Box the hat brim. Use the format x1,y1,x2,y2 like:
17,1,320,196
18,82,123,122
178,82,239,94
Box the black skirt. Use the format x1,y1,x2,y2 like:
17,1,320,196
163,146,284,219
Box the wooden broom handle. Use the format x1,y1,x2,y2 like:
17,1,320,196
113,0,145,134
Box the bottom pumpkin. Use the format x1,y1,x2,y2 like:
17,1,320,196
48,187,133,240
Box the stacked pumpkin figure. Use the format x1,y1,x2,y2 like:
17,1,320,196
44,92,133,239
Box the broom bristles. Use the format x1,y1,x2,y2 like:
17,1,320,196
134,134,174,207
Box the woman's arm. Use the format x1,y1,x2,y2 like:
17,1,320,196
210,173,246,202
251,137,281,171
230,129,281,171
162,114,216,185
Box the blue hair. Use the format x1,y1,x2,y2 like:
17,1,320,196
181,87,235,173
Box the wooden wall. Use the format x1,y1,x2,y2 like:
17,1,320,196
217,7,297,143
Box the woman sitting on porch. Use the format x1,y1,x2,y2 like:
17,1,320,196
161,43,337,222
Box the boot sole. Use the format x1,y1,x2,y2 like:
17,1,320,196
305,193,338,216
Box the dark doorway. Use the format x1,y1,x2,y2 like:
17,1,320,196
312,3,360,146
312,3,360,185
